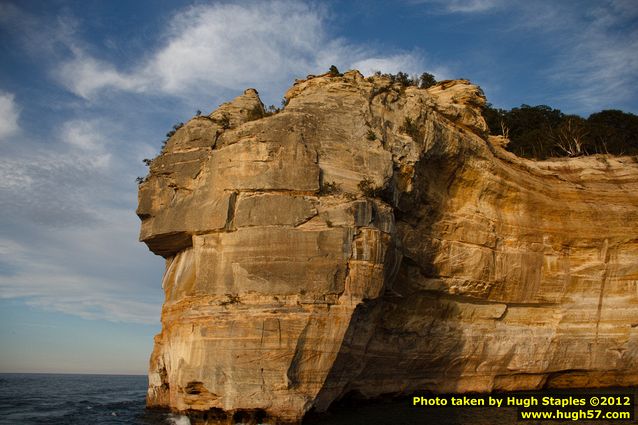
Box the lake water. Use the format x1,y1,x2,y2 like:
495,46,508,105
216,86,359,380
0,374,635,424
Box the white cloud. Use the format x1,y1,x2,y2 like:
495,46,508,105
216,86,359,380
0,160,32,191
60,119,112,168
446,0,502,12
0,91,20,140
351,54,423,77
54,1,430,102
0,117,123,228
144,1,328,94
1,270,161,324
0,108,163,324
409,0,503,13
54,1,331,98
26,297,160,324
55,50,140,99
351,54,451,80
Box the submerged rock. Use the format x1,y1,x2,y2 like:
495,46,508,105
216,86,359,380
138,71,638,423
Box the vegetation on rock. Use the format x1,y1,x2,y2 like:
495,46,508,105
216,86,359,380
483,104,638,159
319,181,343,195
358,177,378,197
369,71,437,89
328,65,342,77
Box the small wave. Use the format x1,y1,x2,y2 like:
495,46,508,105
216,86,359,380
167,413,191,425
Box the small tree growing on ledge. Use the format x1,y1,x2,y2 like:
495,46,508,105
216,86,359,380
328,65,342,77
418,72,436,89
358,177,378,197
319,181,343,195
366,129,377,141
220,294,241,306
264,104,280,116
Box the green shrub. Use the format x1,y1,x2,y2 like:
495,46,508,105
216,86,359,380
220,294,241,306
358,177,378,197
319,181,342,195
264,104,280,116
418,72,436,89
366,129,377,141
371,70,437,88
328,65,342,77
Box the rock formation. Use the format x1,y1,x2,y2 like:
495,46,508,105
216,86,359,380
137,71,638,424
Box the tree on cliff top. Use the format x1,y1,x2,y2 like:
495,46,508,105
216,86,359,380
483,104,638,159
328,65,341,77
370,71,437,89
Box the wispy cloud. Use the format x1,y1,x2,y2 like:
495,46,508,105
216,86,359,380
351,53,450,80
541,1,638,110
5,0,634,330
0,0,432,326
409,0,638,113
55,50,140,99
0,92,20,140
0,2,78,59
408,0,504,13
0,152,100,227
53,1,429,103
60,119,112,168
0,208,162,324
0,117,124,228
0,112,163,324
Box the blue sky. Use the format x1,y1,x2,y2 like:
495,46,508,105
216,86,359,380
1,0,636,374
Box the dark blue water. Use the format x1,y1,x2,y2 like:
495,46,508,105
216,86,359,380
0,374,635,424
0,374,185,425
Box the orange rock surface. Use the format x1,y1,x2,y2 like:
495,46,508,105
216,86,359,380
138,71,638,423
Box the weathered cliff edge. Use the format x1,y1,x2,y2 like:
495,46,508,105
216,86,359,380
138,71,638,424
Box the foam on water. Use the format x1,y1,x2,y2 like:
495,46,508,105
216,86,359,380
167,413,191,425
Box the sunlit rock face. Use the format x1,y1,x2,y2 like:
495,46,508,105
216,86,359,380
137,71,638,423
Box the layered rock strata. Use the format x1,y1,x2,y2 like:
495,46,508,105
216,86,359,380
138,71,638,423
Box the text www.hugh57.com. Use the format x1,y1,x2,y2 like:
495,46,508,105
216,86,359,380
519,409,631,421
412,394,634,422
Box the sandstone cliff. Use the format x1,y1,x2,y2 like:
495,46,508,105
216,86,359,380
137,71,638,424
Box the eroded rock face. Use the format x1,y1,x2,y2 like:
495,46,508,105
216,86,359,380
138,71,638,423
